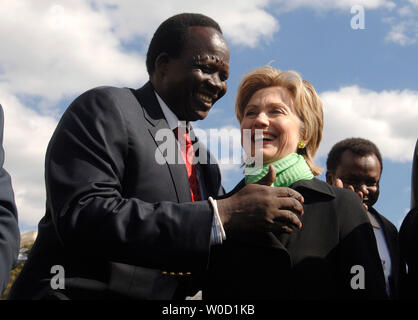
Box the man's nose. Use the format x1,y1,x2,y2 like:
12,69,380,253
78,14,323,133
207,73,224,93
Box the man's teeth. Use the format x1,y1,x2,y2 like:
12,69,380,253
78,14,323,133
197,93,212,103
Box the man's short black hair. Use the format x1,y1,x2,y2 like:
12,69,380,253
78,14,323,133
146,13,223,75
326,137,383,174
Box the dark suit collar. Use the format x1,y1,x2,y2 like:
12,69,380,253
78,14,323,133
290,178,335,201
133,81,165,127
368,206,401,298
134,82,199,138
131,82,191,203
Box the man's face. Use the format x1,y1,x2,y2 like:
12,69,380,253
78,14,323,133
329,150,381,209
159,26,230,121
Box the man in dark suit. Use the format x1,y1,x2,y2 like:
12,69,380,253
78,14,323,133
0,104,19,294
326,137,406,299
8,13,305,300
399,139,418,299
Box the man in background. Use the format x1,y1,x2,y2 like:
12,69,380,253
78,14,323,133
0,104,19,294
400,139,418,299
326,137,405,299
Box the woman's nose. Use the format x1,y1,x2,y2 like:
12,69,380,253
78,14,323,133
254,112,269,127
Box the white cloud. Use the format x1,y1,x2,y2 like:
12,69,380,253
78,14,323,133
0,86,57,228
93,0,279,48
271,0,395,11
384,0,418,46
0,0,146,102
317,86,418,162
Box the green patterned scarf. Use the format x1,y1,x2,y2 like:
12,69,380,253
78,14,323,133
245,153,314,187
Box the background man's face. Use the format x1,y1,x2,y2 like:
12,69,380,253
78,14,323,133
161,26,230,121
333,150,382,209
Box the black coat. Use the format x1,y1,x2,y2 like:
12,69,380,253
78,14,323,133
0,105,19,294
8,82,224,300
204,178,388,299
400,207,418,299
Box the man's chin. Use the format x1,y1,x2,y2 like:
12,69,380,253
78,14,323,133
365,200,377,209
192,110,209,121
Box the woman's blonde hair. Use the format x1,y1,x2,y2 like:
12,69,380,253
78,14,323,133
235,66,323,176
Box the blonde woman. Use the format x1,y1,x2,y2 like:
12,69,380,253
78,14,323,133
204,66,387,299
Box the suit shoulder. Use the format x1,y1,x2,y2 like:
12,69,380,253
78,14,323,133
74,86,135,106
372,209,398,233
328,186,371,233
63,86,140,119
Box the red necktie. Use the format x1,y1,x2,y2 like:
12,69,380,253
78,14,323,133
173,127,202,202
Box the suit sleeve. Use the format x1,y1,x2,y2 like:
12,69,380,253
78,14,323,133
0,105,19,293
45,88,214,271
335,188,388,299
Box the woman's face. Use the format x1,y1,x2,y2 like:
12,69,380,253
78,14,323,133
240,86,302,164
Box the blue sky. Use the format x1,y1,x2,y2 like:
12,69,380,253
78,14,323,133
0,0,417,232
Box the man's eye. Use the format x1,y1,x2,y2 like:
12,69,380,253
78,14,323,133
199,64,212,72
367,182,377,187
341,179,356,186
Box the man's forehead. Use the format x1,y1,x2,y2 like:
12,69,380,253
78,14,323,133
185,26,228,51
337,151,381,175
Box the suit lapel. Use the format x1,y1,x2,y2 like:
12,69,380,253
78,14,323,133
370,208,398,265
132,82,192,203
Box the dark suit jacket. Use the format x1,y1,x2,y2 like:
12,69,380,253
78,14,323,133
8,82,224,300
400,207,418,299
368,207,406,299
204,178,388,299
0,105,19,294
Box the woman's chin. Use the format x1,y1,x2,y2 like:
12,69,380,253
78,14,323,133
263,153,289,164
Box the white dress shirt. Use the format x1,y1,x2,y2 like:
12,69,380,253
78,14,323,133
367,210,392,296
155,92,225,244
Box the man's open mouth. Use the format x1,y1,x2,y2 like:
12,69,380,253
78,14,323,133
196,92,215,107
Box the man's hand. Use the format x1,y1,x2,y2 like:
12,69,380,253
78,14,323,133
332,178,368,211
217,165,304,234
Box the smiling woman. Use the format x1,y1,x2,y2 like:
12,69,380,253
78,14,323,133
204,66,389,300
236,67,323,176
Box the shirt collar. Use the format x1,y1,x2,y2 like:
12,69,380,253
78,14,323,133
155,91,190,131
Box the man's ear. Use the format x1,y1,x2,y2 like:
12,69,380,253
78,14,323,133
325,171,333,184
154,52,170,76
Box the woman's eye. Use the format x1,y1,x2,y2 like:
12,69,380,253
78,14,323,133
244,111,256,117
271,108,285,115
